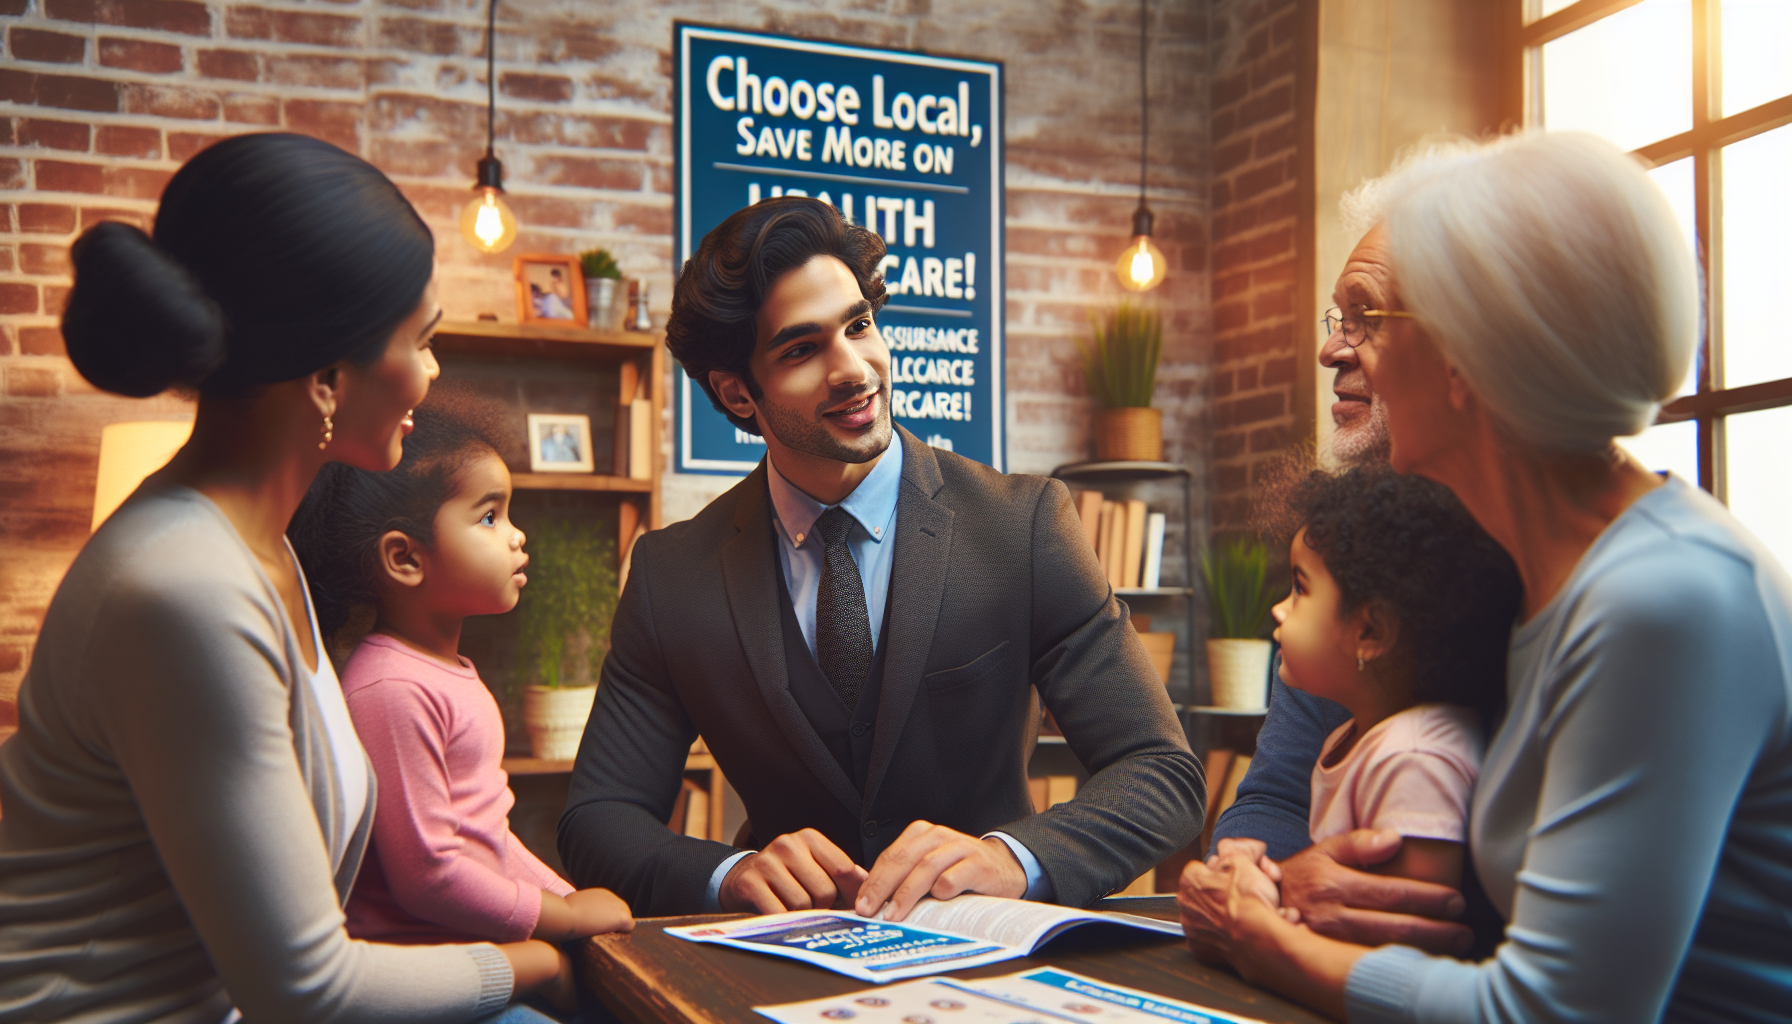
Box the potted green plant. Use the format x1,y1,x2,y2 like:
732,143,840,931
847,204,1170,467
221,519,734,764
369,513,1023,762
517,520,618,760
579,248,624,331
1201,537,1278,710
1082,301,1164,461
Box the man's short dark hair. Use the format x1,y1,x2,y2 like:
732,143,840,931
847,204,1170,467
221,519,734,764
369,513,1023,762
666,196,889,434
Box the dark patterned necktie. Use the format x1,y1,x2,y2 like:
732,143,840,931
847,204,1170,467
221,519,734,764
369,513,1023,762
814,506,872,712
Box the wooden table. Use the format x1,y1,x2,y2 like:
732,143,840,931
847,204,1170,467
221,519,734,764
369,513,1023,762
578,897,1327,1024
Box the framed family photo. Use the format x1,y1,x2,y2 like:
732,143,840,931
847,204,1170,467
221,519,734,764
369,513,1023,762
526,413,594,473
513,253,588,326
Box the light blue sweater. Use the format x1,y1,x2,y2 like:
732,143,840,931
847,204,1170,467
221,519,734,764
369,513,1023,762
1345,476,1792,1023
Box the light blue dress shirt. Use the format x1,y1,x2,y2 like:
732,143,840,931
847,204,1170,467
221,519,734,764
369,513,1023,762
766,437,904,660
704,442,1052,910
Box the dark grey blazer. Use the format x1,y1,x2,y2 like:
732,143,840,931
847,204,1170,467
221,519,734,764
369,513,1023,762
557,427,1204,915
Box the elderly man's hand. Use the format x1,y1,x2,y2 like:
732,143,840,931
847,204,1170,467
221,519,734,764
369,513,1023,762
1277,829,1472,954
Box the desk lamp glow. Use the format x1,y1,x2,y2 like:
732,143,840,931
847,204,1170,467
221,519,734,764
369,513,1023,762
459,0,517,255
92,420,193,532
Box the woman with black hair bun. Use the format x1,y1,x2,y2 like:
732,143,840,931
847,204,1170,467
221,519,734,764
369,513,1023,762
0,133,566,1024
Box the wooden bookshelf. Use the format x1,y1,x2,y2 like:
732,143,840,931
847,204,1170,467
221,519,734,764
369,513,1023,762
502,752,717,775
502,748,726,844
430,318,665,552
510,473,654,494
434,318,659,356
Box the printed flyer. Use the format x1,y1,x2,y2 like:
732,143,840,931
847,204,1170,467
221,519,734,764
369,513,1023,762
753,969,1272,1024
665,912,1021,983
666,897,1185,984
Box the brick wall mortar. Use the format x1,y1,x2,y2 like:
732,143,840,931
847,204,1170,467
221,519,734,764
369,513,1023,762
2,0,1212,702
1207,0,1311,532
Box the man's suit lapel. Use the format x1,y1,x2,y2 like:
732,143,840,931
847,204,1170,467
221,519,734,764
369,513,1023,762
720,462,862,815
864,429,953,810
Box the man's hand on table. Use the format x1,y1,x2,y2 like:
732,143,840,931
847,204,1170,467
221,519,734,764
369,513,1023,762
853,821,1027,921
719,828,869,914
1275,829,1471,954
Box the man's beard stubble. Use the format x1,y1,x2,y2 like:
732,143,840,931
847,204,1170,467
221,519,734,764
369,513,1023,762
1328,393,1391,467
758,373,894,465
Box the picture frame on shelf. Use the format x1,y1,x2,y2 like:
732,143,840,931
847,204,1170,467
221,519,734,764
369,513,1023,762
526,413,594,473
513,253,588,326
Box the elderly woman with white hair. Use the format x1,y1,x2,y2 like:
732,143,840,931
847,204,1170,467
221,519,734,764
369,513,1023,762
1178,131,1792,1023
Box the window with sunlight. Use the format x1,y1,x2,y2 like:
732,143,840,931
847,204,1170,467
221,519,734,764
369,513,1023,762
1526,0,1792,569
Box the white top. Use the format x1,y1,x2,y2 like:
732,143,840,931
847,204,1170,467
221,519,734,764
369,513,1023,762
290,541,369,866
1308,702,1484,845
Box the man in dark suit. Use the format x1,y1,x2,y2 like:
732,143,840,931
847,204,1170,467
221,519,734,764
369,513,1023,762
558,197,1202,919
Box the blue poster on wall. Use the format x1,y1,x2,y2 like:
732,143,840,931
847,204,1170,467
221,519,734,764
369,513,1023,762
674,23,1005,474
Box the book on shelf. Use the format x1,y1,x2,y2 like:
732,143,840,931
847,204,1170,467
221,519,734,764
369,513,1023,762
1073,489,1103,552
667,893,1182,983
626,398,652,480
1120,498,1147,589
1079,494,1159,590
1142,512,1166,589
1097,501,1121,588
614,360,640,477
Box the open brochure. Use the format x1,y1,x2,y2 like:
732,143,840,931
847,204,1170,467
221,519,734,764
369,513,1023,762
755,967,1271,1024
664,894,1184,983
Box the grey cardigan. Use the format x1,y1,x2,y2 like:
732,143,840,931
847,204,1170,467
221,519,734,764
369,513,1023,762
0,485,513,1024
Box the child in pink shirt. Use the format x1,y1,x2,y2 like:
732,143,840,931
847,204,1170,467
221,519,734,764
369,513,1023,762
1266,465,1520,890
291,394,630,1011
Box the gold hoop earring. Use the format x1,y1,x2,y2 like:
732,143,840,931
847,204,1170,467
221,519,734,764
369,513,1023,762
1357,654,1365,672
318,414,334,450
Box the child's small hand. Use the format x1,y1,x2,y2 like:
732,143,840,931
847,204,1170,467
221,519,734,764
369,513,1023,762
1208,837,1288,909
1206,847,1283,913
536,887,635,940
1210,837,1267,864
564,887,634,937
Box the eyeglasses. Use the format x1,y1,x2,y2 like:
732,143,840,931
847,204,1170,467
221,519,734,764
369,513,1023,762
1322,306,1417,348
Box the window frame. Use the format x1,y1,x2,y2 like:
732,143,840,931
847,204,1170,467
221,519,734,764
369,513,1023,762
1523,0,1792,497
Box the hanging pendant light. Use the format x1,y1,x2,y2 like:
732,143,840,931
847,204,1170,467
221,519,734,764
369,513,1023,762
460,0,517,254
1116,0,1165,292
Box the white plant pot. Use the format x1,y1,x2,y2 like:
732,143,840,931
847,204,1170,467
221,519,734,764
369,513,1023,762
523,684,597,761
1206,638,1273,710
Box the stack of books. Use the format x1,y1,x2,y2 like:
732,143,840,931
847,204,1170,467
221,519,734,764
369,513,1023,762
1071,491,1166,590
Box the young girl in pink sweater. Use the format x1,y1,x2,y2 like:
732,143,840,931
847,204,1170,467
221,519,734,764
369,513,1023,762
1256,465,1521,894
291,394,630,1012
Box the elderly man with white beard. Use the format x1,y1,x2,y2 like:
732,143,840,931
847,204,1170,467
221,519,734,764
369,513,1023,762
1200,224,1491,958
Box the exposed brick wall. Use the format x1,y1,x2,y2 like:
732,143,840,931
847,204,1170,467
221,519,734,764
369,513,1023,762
0,0,1211,705
1207,0,1315,531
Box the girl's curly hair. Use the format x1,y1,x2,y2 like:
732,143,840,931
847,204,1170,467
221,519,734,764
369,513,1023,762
289,385,507,640
1279,465,1522,721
